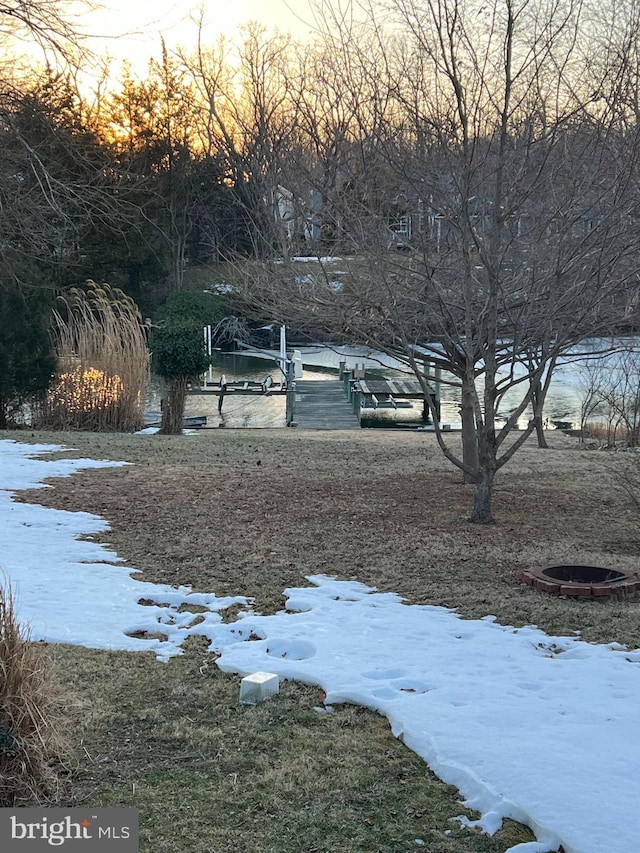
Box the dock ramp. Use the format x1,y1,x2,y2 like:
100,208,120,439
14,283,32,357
292,380,360,430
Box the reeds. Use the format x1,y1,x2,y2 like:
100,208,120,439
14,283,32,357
582,421,640,447
0,583,66,806
38,282,150,431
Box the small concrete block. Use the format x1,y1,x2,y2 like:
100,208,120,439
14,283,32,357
240,672,280,705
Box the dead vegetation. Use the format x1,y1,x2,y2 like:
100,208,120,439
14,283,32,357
36,284,149,432
0,583,66,806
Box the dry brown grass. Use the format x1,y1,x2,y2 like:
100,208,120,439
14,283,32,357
37,283,149,432
0,583,66,806
4,426,640,851
14,426,640,645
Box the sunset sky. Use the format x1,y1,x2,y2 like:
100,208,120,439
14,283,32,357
81,0,325,72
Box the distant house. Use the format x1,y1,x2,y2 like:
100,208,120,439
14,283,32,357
273,185,297,241
272,168,621,257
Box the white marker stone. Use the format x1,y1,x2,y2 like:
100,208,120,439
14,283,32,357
239,671,280,705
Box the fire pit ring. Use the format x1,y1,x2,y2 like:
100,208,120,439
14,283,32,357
520,565,640,598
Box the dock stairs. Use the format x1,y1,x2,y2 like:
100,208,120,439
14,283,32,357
292,380,360,430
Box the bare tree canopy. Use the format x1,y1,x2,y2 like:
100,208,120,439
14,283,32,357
0,1,90,57
236,0,640,522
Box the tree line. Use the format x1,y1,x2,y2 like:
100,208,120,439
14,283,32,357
3,0,640,521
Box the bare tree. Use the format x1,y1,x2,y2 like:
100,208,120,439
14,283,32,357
578,345,640,445
243,0,640,523
0,1,91,61
183,22,303,259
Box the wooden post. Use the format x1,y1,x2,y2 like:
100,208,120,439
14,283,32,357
422,359,442,425
285,359,296,425
422,359,431,424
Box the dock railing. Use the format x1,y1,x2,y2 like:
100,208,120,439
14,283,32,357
339,360,441,425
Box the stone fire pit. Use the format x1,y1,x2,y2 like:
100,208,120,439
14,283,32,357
520,565,640,598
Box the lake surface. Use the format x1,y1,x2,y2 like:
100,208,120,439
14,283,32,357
147,341,634,430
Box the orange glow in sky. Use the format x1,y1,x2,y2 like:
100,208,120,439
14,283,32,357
82,0,323,72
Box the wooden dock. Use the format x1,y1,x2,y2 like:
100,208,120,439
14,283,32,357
352,378,440,423
355,378,425,399
193,377,286,395
145,415,208,429
291,380,361,430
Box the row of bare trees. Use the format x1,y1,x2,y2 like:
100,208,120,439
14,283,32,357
579,346,640,445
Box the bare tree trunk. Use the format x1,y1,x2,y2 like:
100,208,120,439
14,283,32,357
159,377,188,435
470,463,496,523
533,416,548,448
532,383,549,449
461,374,479,483
530,354,557,448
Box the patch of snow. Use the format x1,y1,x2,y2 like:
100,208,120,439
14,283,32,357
134,428,201,436
0,441,249,661
204,283,238,295
291,256,342,263
210,575,640,853
2,439,640,853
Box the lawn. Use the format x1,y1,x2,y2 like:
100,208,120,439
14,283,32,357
5,427,640,852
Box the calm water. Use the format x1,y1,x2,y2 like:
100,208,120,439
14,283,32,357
148,353,296,429
146,342,631,430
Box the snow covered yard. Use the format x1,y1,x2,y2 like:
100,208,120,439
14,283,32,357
1,438,639,853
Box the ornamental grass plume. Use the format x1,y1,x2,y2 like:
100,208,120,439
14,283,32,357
0,583,65,806
39,282,150,432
